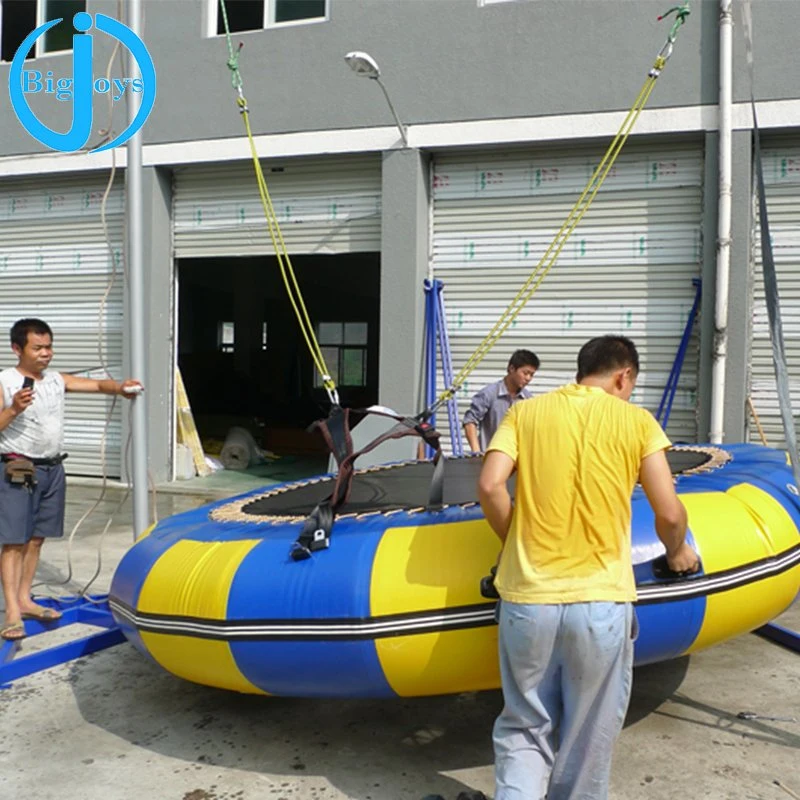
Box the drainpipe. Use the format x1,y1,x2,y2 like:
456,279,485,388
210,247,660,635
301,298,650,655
709,0,733,444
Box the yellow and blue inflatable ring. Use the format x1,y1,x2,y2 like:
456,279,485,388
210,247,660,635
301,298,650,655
109,443,800,698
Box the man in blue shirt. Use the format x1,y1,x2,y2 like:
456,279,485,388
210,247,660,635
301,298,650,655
463,349,540,453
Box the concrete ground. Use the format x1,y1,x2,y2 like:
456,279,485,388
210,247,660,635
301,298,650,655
1,480,798,800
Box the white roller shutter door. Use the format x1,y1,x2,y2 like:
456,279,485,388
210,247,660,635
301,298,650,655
749,142,800,447
173,155,382,257
0,174,124,477
432,140,704,452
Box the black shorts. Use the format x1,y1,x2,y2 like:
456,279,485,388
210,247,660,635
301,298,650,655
0,462,66,545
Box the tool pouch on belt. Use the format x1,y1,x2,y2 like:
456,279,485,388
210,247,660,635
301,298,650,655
4,458,37,488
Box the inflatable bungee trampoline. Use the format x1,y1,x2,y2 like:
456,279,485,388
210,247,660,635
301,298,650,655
109,443,800,698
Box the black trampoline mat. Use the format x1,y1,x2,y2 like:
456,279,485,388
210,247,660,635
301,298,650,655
241,448,713,519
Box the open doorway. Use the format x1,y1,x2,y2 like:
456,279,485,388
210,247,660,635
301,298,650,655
177,253,380,477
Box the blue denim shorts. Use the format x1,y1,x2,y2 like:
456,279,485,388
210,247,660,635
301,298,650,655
0,462,66,545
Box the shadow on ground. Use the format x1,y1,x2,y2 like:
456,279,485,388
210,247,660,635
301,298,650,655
625,656,691,725
67,644,498,799
628,652,800,751
61,644,702,799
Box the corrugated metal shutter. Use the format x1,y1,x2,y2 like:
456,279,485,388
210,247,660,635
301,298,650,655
432,140,704,452
749,141,800,448
0,174,124,477
173,155,382,257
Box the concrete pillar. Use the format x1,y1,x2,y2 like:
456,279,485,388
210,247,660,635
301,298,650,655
698,130,752,443
723,130,754,442
379,148,430,415
697,131,718,442
123,166,173,483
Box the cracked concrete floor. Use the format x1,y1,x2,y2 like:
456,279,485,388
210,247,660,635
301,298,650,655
0,484,797,800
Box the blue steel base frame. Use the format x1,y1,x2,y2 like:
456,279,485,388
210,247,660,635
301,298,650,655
755,622,800,653
0,594,125,688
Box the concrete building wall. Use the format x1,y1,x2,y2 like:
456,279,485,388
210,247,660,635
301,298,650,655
0,0,797,156
2,0,799,470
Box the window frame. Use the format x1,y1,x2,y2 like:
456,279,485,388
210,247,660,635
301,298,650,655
0,0,87,63
314,321,368,389
205,0,329,38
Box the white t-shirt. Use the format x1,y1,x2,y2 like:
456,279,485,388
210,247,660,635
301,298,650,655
0,367,65,458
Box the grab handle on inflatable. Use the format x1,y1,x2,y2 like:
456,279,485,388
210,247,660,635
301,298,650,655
651,554,704,581
480,565,500,599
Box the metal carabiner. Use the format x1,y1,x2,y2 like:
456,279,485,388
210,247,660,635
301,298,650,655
657,38,675,64
322,377,340,407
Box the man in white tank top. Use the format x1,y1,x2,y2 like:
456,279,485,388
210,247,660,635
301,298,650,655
0,318,142,641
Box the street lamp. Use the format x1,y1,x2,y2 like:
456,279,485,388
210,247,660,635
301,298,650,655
344,51,409,148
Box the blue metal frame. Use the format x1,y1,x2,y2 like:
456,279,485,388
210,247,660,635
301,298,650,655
754,622,800,654
423,279,438,458
423,278,462,458
0,594,125,688
656,278,702,430
434,280,463,456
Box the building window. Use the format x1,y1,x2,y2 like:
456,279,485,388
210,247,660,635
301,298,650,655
219,321,235,353
212,0,327,36
315,322,367,388
1,0,86,63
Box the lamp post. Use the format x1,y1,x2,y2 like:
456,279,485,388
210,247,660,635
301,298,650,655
344,51,409,148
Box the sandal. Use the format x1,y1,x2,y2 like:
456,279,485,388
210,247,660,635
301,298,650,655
1,620,26,641
20,606,62,622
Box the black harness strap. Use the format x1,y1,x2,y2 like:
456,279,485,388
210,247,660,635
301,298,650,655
307,405,352,468
427,450,447,511
290,407,444,561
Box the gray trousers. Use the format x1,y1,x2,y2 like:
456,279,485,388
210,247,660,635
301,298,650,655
493,601,636,800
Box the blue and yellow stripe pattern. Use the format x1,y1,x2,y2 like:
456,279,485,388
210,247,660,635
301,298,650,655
110,443,800,698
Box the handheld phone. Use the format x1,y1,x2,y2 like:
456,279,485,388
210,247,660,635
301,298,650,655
22,376,34,391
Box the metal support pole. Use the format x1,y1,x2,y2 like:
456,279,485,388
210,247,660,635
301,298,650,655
126,0,149,536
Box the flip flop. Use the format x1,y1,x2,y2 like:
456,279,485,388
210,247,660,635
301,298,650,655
1,621,26,641
20,607,62,622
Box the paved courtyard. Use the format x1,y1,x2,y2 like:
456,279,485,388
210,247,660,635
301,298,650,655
0,483,797,800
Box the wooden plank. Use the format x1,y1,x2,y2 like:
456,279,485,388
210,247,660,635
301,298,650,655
175,368,211,477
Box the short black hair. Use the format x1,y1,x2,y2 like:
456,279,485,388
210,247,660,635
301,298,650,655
508,349,540,370
10,318,53,350
576,335,639,381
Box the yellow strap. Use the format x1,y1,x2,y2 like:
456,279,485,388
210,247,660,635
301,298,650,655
449,73,658,396
239,105,338,400
437,33,684,408
219,2,339,405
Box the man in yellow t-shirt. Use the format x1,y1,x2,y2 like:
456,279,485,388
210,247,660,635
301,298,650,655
478,335,699,800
